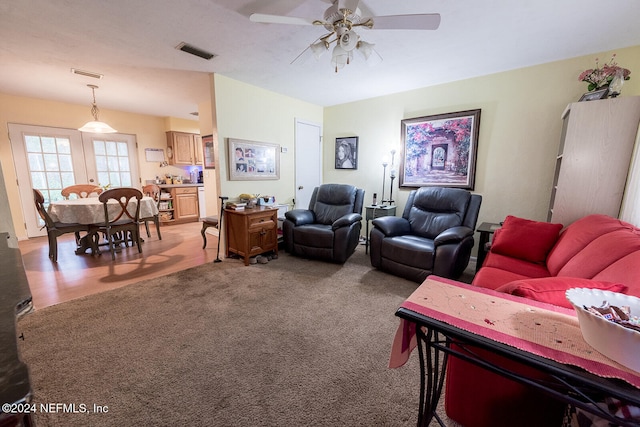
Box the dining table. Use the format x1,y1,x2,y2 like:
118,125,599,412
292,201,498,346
47,196,159,255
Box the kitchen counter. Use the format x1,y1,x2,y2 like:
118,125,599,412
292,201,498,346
158,183,203,188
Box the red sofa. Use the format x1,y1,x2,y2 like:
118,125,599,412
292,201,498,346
445,214,640,427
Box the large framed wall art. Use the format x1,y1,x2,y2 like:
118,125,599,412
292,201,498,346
227,138,280,181
400,109,481,190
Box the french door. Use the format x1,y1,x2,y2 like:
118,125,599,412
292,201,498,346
9,123,140,237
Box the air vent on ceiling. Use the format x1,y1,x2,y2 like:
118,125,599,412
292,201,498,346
176,42,216,60
71,68,104,79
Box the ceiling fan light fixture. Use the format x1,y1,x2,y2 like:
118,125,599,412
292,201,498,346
78,84,117,134
339,30,359,51
356,40,373,59
310,40,330,59
331,44,352,72
249,1,439,73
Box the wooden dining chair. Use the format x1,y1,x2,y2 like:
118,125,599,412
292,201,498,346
61,184,103,199
33,189,89,262
141,184,162,240
93,187,143,260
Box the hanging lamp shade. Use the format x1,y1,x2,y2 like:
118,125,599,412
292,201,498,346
78,84,117,133
78,120,118,133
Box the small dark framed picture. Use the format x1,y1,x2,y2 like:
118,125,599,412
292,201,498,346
578,87,609,102
202,134,215,169
335,136,358,169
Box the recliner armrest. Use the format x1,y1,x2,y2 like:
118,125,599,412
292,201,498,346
434,226,473,246
332,213,362,230
285,209,315,226
371,216,410,237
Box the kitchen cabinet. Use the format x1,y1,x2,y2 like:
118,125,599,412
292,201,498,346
225,206,278,265
174,187,199,222
158,185,201,224
166,131,203,166
547,96,640,226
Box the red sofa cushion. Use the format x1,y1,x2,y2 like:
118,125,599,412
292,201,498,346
495,277,628,309
593,251,640,297
481,251,551,278
546,214,629,276
490,216,562,264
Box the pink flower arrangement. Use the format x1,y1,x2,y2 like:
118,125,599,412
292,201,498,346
579,54,631,91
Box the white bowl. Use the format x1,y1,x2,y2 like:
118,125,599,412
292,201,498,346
566,288,640,373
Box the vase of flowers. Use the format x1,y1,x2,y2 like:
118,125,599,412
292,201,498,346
579,54,631,92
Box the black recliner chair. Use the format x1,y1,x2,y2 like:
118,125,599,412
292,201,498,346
283,184,364,263
369,187,482,282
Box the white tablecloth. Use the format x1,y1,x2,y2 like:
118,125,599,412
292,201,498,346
48,197,159,225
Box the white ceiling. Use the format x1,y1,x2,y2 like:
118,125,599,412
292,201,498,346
1,0,639,120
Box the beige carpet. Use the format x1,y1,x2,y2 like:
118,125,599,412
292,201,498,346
18,247,461,426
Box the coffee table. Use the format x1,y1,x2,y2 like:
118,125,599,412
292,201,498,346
389,277,640,427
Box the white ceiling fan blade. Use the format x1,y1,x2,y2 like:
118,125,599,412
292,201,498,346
249,13,315,26
341,0,360,14
366,14,441,30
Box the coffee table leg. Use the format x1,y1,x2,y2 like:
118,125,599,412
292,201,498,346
416,327,448,427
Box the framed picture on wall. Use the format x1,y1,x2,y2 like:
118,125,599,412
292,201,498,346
400,109,481,190
202,134,215,169
335,136,358,169
227,138,280,181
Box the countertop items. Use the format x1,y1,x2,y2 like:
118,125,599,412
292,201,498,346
158,183,203,188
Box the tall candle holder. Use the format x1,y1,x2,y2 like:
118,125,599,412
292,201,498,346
388,168,396,205
380,160,388,205
385,148,397,205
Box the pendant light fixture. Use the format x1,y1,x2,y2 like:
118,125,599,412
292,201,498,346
78,84,117,133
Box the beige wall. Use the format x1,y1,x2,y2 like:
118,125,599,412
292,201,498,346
0,93,200,239
214,74,324,208
324,46,640,230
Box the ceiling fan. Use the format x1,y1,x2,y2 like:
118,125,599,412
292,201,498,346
249,0,441,72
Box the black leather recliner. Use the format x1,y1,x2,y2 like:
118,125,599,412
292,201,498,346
283,184,364,263
369,187,482,282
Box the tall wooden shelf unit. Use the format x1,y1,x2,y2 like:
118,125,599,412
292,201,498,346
548,96,640,226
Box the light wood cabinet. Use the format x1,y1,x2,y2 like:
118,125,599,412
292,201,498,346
194,134,203,164
166,131,203,166
225,207,278,265
174,187,199,221
548,97,640,226
158,186,200,224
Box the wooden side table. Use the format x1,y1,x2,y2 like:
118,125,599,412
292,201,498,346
365,205,396,254
225,206,278,265
475,222,501,272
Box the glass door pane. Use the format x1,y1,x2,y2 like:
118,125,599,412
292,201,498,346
82,134,140,190
9,124,87,237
